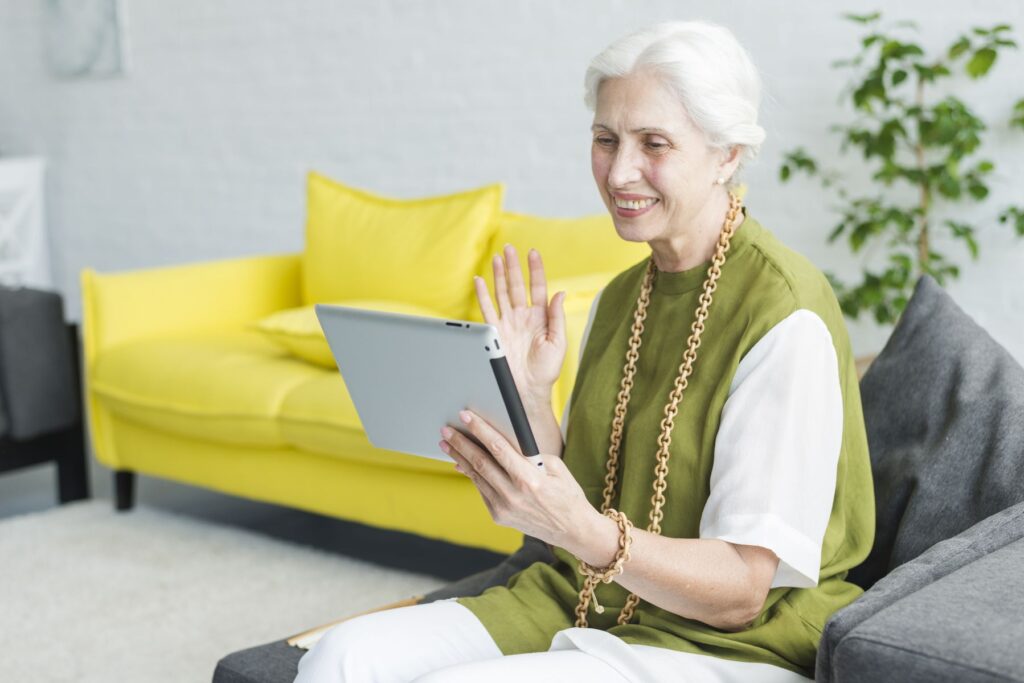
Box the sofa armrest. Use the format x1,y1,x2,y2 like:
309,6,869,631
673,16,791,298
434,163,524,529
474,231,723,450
817,500,1024,682
80,252,301,368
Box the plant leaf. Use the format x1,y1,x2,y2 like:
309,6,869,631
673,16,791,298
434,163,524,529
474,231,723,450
966,48,997,78
945,221,980,259
948,36,971,60
843,12,881,24
1011,99,1024,130
998,206,1024,236
967,181,989,200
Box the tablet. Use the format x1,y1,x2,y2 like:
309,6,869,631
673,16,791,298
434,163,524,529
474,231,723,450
314,304,542,468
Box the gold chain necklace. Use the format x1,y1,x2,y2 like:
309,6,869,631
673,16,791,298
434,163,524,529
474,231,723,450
573,191,743,628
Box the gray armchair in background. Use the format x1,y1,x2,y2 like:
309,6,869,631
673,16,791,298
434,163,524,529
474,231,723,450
0,285,89,504
214,275,1024,683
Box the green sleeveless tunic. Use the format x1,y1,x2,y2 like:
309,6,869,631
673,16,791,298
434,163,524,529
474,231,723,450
456,209,875,677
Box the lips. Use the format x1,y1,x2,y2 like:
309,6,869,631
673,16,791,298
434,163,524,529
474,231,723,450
614,197,659,217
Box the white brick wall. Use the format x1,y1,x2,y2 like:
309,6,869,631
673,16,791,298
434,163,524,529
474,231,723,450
1,0,1022,359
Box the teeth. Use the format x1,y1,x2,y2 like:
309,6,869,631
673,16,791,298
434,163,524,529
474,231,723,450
614,197,658,210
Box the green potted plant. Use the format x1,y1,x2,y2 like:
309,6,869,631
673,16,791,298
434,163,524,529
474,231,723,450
779,11,1024,329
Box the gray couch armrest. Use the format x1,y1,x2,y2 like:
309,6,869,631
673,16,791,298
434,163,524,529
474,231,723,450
817,501,1024,683
419,535,556,603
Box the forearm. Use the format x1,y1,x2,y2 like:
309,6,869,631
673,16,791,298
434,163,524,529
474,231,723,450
563,511,758,631
522,391,564,458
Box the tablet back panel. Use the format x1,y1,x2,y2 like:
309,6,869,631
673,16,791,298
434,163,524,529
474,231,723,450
315,304,521,462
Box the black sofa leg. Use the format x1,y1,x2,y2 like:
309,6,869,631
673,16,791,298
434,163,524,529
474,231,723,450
56,425,90,503
115,470,135,511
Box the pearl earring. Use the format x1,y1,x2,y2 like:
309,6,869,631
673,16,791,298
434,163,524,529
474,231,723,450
715,177,726,186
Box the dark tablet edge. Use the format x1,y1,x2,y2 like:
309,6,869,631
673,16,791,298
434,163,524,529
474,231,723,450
488,357,540,458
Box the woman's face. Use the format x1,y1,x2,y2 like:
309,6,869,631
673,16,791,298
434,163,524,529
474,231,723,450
591,69,730,247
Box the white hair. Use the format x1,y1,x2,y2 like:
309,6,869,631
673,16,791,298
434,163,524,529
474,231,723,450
583,20,766,187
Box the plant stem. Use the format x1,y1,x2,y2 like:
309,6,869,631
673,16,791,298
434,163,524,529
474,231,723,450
915,75,931,274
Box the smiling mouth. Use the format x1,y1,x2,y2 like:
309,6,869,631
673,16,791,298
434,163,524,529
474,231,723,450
613,197,659,210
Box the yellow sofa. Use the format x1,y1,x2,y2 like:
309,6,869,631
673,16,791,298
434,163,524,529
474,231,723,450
80,187,650,555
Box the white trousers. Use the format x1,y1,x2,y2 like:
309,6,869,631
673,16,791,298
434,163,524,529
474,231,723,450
293,598,814,683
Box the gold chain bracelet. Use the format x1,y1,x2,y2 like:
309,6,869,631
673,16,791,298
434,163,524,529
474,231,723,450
574,508,634,626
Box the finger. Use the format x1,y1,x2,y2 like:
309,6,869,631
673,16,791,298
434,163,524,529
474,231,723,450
443,425,514,494
504,244,528,309
443,440,465,473
458,410,534,488
492,254,512,317
470,467,503,520
474,276,499,326
548,290,567,344
446,444,502,518
444,440,481,481
527,248,548,311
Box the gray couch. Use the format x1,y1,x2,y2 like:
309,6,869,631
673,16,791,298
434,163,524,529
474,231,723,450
0,286,89,503
214,275,1024,683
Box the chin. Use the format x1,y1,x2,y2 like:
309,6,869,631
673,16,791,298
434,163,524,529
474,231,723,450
610,217,658,244
614,230,649,244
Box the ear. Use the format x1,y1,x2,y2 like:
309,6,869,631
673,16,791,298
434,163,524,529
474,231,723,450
717,145,742,183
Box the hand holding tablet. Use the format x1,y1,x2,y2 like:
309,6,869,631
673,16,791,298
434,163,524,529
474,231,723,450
315,244,568,470
315,302,540,465
315,246,600,545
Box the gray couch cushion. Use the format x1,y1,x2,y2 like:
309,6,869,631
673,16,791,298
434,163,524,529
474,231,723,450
213,641,302,683
849,275,1024,590
0,286,79,440
819,501,1024,682
832,536,1024,683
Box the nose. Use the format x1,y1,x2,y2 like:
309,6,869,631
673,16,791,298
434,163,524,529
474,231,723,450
607,142,643,189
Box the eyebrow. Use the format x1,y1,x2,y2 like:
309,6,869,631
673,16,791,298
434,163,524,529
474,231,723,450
590,124,673,135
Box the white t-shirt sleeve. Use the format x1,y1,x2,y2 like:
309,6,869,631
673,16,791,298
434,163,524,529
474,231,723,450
560,288,604,442
698,308,843,588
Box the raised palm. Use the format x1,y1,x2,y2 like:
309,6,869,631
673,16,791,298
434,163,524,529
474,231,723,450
474,245,567,407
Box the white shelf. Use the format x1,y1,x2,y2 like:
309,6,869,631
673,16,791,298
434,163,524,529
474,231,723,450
0,157,52,289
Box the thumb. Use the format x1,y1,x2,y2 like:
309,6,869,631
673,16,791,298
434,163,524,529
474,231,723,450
547,291,567,343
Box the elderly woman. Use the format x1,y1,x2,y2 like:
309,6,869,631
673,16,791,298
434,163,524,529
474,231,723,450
296,19,872,683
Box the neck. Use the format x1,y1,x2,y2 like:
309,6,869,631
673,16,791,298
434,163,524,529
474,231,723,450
649,189,734,273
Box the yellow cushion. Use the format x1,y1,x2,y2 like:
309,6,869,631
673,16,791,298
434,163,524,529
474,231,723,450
252,299,445,368
547,272,621,308
278,373,455,475
91,330,323,447
302,171,503,319
467,211,649,322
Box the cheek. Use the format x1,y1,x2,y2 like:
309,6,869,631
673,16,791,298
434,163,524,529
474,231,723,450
650,155,698,202
591,150,609,183
649,160,661,191
647,156,670,199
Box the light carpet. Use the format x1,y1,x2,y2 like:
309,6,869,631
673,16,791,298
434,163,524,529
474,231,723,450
0,500,446,682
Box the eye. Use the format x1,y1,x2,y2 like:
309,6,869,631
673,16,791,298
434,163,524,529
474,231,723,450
645,140,668,151
594,136,616,146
